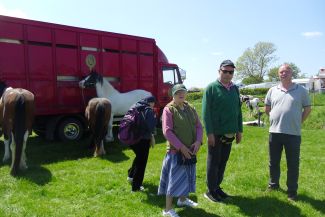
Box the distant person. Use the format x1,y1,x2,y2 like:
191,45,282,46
125,96,157,192
202,60,243,202
158,84,203,217
265,63,311,201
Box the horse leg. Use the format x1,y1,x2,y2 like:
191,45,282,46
9,132,15,170
3,138,10,162
94,146,99,157
105,113,114,142
19,130,29,170
100,140,106,155
2,123,11,162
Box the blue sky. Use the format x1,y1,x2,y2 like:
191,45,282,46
1,0,324,88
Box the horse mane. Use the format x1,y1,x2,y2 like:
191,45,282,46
92,71,103,86
92,72,120,96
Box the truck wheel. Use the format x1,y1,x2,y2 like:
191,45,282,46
57,118,84,141
33,129,45,138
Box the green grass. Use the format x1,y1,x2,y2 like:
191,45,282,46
0,98,324,216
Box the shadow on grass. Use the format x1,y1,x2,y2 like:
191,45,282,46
143,183,218,217
16,165,52,186
143,183,164,208
19,127,131,165
178,208,221,217
227,195,306,217
299,194,325,215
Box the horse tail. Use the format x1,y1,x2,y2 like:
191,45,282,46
94,102,105,150
11,94,26,176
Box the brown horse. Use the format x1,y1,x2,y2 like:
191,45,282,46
0,81,35,176
85,98,111,157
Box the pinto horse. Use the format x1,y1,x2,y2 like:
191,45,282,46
79,71,151,142
0,81,34,176
85,97,111,157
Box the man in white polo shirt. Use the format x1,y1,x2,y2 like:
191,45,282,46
265,63,311,201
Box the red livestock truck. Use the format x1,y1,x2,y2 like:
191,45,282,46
0,15,185,141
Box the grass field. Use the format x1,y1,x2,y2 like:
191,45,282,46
0,95,324,217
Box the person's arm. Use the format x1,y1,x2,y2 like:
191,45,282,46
145,108,157,134
202,86,216,146
302,106,311,123
265,105,271,116
264,89,272,116
238,103,243,133
202,86,213,134
301,88,312,123
236,93,243,144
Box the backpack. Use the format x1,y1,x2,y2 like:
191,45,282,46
118,106,146,145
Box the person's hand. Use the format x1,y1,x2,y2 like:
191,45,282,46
236,132,242,144
191,141,201,154
180,145,193,159
207,134,215,147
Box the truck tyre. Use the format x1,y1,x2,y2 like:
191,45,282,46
57,118,84,141
33,129,45,138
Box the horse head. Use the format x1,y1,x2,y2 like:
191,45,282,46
0,80,7,97
79,71,103,88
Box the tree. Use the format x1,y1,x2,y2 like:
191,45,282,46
268,66,280,82
242,76,264,84
267,62,305,81
236,42,277,84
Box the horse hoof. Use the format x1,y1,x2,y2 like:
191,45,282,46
10,170,17,177
94,152,104,157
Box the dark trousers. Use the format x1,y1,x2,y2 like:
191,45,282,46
207,135,232,192
269,133,301,193
128,139,150,191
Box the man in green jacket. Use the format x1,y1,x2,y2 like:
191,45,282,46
202,59,243,202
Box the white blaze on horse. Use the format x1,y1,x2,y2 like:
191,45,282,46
85,97,111,157
0,81,34,176
79,71,152,141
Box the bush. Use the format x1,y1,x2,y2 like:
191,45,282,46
186,91,203,101
240,88,270,95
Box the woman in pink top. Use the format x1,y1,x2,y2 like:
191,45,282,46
158,84,203,217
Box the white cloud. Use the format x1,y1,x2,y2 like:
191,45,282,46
211,51,223,56
0,4,28,18
301,31,323,38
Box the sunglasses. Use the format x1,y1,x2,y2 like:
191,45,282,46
220,69,234,75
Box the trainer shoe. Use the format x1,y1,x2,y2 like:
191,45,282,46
216,188,230,199
127,177,133,183
162,209,180,217
267,184,280,191
177,198,198,207
204,191,222,202
131,186,145,192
